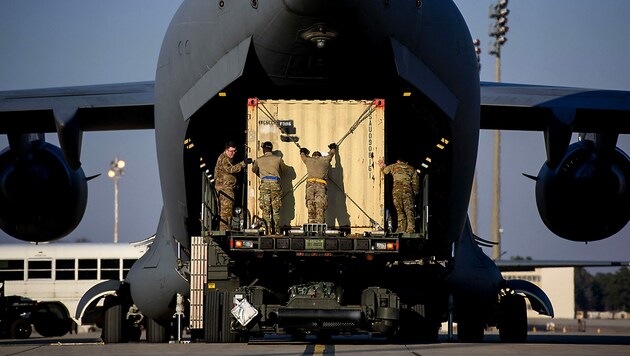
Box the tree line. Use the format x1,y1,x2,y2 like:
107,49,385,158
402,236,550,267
575,267,630,312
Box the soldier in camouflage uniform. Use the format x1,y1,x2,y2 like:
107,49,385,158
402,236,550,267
378,157,420,233
300,143,337,223
252,141,288,234
214,141,249,231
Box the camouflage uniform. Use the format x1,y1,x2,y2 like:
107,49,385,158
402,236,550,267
382,162,419,233
214,152,245,230
252,152,288,234
301,148,335,223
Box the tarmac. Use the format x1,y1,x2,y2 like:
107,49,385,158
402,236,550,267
1,319,629,356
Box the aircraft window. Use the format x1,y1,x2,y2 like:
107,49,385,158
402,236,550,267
27,259,52,279
78,259,98,280
0,260,24,280
56,259,76,280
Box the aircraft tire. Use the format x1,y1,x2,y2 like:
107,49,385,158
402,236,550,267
457,317,484,343
128,326,142,342
146,318,169,343
499,294,528,343
102,302,125,343
10,318,32,339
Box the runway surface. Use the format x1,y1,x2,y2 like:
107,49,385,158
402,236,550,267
1,319,629,356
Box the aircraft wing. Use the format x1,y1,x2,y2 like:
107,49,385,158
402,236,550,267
495,259,630,272
480,82,630,134
0,81,155,133
4,81,628,134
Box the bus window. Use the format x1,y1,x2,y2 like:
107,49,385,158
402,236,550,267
78,259,97,280
27,260,52,279
56,259,76,280
101,259,120,280
122,259,136,279
0,260,24,280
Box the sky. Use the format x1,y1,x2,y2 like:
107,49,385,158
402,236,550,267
0,0,628,265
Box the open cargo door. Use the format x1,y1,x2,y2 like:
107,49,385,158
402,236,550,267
246,99,385,234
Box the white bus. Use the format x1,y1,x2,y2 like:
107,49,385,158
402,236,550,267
0,242,148,333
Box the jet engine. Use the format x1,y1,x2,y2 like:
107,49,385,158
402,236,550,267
0,140,88,242
534,139,630,242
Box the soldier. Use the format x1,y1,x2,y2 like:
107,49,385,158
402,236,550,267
300,143,336,223
214,141,249,231
378,157,419,234
252,141,288,234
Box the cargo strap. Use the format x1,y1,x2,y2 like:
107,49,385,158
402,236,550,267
255,99,302,149
336,99,379,147
306,178,327,185
283,174,381,230
327,177,382,230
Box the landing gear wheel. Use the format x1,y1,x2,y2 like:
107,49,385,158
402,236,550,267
128,326,142,342
457,317,484,343
499,294,528,343
10,318,32,339
146,318,169,343
102,301,126,343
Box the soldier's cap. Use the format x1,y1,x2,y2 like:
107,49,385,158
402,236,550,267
261,141,273,149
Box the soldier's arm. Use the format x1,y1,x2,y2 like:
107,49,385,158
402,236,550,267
220,157,245,173
412,170,420,195
252,160,260,176
325,148,335,163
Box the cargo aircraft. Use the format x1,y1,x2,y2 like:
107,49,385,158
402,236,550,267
1,0,629,344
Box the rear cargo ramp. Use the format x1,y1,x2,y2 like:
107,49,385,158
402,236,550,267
247,99,385,233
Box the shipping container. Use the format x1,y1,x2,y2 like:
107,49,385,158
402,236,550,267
246,98,386,234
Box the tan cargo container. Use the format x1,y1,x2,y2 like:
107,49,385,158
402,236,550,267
246,99,386,234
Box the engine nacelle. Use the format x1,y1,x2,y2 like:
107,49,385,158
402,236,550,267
535,140,630,242
0,141,87,242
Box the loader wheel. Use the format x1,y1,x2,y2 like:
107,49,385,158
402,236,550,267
204,290,247,343
33,302,71,337
499,294,528,343
219,291,247,343
396,306,439,343
204,289,221,343
10,318,32,339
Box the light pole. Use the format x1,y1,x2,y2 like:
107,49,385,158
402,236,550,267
108,157,125,243
488,0,509,260
470,39,482,234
